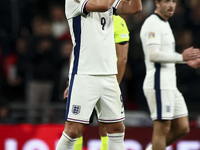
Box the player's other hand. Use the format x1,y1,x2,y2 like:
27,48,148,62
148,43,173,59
182,47,200,61
63,86,69,99
186,58,200,69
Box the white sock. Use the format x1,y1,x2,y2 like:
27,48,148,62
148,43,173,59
146,144,152,150
56,131,78,150
107,132,125,150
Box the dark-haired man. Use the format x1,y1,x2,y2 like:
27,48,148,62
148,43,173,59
140,0,200,150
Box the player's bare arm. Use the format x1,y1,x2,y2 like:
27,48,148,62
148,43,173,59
116,0,142,15
116,42,129,83
85,0,116,12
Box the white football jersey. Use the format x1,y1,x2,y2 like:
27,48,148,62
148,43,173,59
140,14,177,90
65,0,121,75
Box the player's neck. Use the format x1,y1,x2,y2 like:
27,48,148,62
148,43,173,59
154,10,169,21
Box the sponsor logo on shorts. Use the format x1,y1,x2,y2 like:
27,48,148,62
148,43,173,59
166,105,170,112
72,105,81,115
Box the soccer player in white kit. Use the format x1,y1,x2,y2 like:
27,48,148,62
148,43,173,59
140,0,200,150
56,0,142,150
73,15,130,150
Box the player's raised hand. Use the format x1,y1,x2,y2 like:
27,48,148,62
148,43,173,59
186,58,200,69
182,47,200,61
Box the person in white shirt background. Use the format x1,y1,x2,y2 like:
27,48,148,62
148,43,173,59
140,0,200,150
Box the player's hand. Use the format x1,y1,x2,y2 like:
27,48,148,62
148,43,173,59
186,58,200,69
182,47,200,61
63,86,69,99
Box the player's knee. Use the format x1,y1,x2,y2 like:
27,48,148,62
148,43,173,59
64,122,83,138
162,125,171,135
99,127,107,136
179,124,190,137
98,122,107,136
116,123,125,133
64,129,79,139
154,120,171,135
155,122,170,135
106,122,125,133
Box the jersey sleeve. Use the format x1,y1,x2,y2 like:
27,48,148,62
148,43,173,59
145,26,162,47
65,0,88,19
113,15,130,44
143,19,184,63
147,45,184,63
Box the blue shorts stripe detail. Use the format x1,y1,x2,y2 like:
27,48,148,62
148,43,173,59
65,74,75,120
155,89,162,119
154,63,162,119
65,16,81,120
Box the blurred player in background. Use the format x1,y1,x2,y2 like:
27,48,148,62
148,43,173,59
56,0,142,149
74,14,130,150
140,0,200,150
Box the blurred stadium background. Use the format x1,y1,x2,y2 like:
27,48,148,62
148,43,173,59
0,0,200,150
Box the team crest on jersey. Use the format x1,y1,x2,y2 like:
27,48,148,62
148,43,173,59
74,0,80,3
72,105,81,115
148,32,155,39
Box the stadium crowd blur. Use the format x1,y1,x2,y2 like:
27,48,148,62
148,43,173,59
0,0,200,125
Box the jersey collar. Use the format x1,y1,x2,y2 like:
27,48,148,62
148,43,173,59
153,13,167,22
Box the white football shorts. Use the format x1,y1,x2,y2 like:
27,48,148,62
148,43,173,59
143,89,188,120
65,74,125,124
